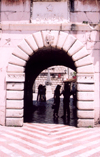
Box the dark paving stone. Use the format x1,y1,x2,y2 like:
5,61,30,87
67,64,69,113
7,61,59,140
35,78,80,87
30,97,77,126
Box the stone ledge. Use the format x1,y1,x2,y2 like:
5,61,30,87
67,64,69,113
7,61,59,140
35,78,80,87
77,101,94,110
6,118,23,126
6,73,25,82
77,84,94,92
6,109,23,118
6,91,24,100
1,23,99,31
77,110,94,119
7,64,24,73
7,83,24,90
77,119,94,127
77,74,94,83
77,92,94,101
6,100,23,109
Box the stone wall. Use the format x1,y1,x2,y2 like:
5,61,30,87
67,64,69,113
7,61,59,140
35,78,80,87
0,0,100,126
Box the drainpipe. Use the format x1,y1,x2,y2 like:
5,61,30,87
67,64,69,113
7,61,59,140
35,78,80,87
99,14,100,124
0,0,1,24
70,0,74,12
30,0,33,23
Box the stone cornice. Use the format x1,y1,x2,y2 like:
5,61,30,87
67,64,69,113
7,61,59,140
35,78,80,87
0,22,99,31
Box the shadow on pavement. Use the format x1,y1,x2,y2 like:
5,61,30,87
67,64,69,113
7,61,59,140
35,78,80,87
25,97,77,127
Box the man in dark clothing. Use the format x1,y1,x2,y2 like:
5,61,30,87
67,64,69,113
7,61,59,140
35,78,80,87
61,83,70,122
53,85,61,118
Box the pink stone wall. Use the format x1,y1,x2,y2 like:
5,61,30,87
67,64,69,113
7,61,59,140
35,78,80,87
1,0,30,23
0,0,100,125
71,0,100,24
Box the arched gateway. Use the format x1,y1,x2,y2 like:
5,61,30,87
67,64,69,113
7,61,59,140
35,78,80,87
6,31,94,127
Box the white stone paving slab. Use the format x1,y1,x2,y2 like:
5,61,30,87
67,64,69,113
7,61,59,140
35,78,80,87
57,31,68,49
75,55,93,67
13,47,29,61
7,91,24,100
7,83,24,90
72,47,89,61
68,40,83,56
63,35,76,52
18,39,33,56
6,100,23,109
9,54,26,67
25,35,38,51
33,31,44,48
7,64,24,73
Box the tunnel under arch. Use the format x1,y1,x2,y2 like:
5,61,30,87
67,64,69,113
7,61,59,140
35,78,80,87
6,31,95,127
24,48,76,122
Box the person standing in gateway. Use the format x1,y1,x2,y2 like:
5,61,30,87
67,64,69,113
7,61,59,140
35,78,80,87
61,82,70,123
53,85,61,119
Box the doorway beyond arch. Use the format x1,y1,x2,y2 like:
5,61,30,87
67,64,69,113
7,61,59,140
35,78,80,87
6,30,94,127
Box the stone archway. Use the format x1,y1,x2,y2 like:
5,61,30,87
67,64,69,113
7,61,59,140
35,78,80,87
6,31,94,127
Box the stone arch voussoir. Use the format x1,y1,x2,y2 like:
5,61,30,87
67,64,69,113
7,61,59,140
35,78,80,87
6,30,95,127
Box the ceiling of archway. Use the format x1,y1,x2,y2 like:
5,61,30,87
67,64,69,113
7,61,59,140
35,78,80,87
25,48,76,80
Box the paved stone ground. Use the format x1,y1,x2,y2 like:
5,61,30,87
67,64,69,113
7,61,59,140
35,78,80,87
32,93,77,126
0,123,100,157
0,93,100,156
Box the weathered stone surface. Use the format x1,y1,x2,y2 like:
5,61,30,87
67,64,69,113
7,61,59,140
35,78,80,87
42,30,55,47
74,1,99,12
71,12,99,24
68,40,83,56
72,47,89,61
77,92,94,101
1,23,98,31
18,40,33,56
77,74,94,83
7,83,24,90
25,35,38,52
33,31,44,48
13,47,29,61
0,106,5,126
77,64,94,74
6,109,23,118
77,84,94,92
7,64,24,73
9,54,26,67
6,73,25,82
75,55,93,67
51,31,59,48
32,1,69,23
7,91,24,100
91,50,100,73
77,119,94,127
77,110,94,119
57,31,68,49
42,31,49,47
77,101,94,110
62,23,95,31
6,100,23,109
63,35,76,52
6,118,23,126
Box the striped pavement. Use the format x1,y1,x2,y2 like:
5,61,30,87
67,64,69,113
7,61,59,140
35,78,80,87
0,123,100,157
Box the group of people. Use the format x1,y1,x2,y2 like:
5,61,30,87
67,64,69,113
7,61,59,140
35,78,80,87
53,82,76,123
37,82,76,123
37,84,46,102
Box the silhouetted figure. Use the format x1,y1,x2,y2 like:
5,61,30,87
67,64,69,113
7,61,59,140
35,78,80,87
71,82,77,119
37,84,42,102
53,85,61,119
61,83,70,123
71,82,77,107
42,86,46,102
37,84,46,102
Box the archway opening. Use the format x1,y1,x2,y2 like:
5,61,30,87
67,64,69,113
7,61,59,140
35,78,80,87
24,48,77,125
